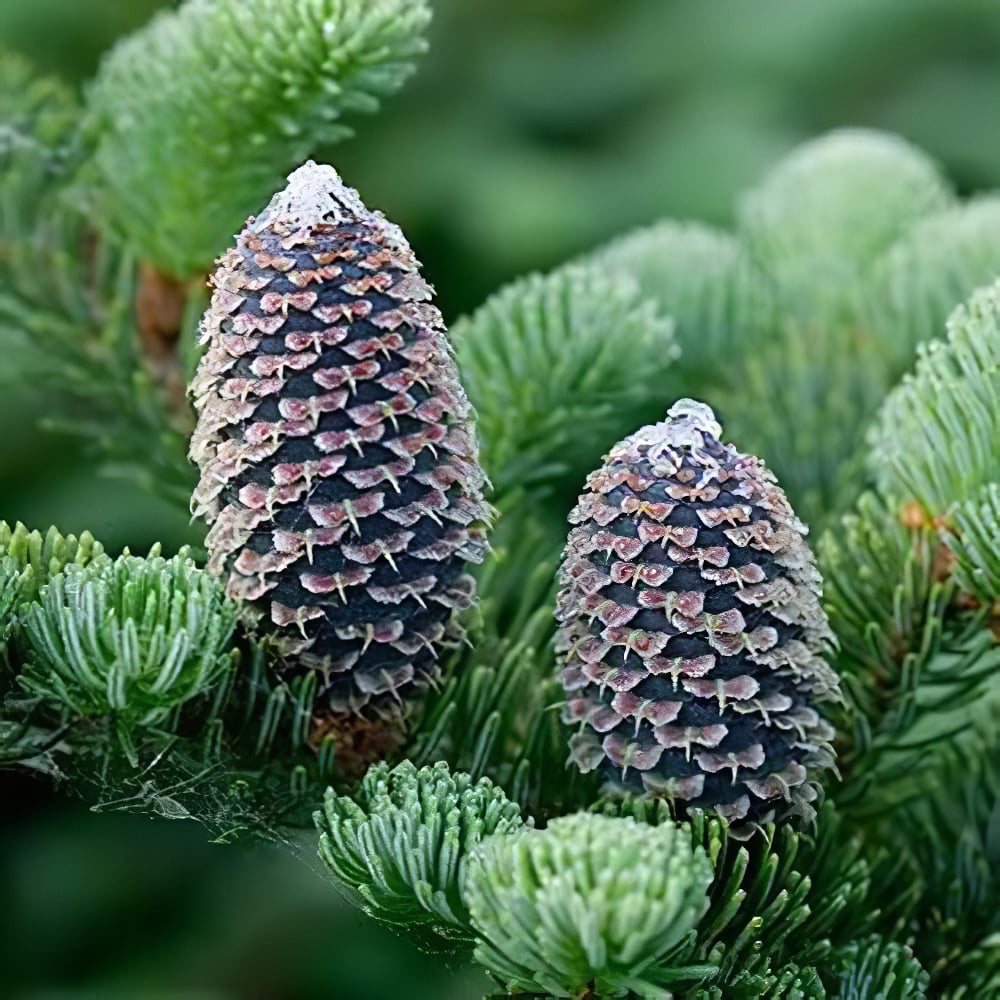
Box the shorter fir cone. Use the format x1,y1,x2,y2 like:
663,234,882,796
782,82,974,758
555,400,839,825
189,162,491,722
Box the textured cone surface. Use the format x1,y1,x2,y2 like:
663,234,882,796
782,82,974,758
190,162,490,717
556,400,839,824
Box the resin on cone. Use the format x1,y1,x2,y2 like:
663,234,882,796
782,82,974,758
556,399,839,825
190,162,490,719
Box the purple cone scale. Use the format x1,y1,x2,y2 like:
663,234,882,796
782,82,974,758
190,162,490,717
556,400,839,825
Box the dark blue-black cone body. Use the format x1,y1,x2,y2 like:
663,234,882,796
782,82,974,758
556,400,839,825
190,162,490,720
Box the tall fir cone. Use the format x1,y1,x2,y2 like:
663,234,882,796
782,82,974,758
189,162,490,721
556,400,839,825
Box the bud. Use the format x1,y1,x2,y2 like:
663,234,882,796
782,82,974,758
556,399,839,824
190,162,490,718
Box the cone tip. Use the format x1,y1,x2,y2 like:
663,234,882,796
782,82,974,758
666,398,719,434
250,160,375,233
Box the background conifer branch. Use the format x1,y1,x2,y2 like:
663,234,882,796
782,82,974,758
84,0,432,278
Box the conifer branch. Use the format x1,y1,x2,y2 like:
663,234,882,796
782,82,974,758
822,276,1000,808
738,129,953,312
878,752,1000,998
0,51,89,320
864,197,1000,373
453,263,676,504
588,220,754,389
825,936,929,999
869,281,1000,519
84,0,432,277
948,482,1000,601
315,761,524,953
3,14,999,986
463,813,714,998
0,524,333,839
0,52,197,506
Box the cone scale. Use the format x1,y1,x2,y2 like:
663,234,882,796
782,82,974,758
556,400,839,824
190,162,490,719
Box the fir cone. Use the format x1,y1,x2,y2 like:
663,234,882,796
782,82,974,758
556,399,839,825
189,162,490,718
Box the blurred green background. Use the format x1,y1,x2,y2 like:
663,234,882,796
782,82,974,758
3,1,1000,996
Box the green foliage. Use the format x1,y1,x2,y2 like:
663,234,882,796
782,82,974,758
0,49,84,314
820,495,947,773
937,937,1000,1000
3,0,435,503
822,282,1000,828
315,761,524,953
870,280,999,517
463,813,713,998
892,754,1000,997
0,51,114,402
453,262,676,503
2,2,1000,990
725,321,888,526
718,137,950,525
295,1,1000,322
408,133,998,995
0,566,21,648
0,521,109,679
685,963,828,999
589,220,754,386
739,964,826,1000
738,129,952,310
84,0,432,277
0,47,75,141
412,602,567,807
66,646,335,841
591,800,891,996
410,510,599,819
0,520,107,611
17,548,237,760
820,495,937,682
1,246,196,507
714,131,977,529
577,130,991,532
948,482,1000,602
0,0,435,506
822,492,1000,815
695,812,878,991
1,530,334,836
827,936,928,999
0,53,195,507
863,198,1000,371
815,276,1000,995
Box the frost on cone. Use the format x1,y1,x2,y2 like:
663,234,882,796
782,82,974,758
189,162,490,719
556,400,839,825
